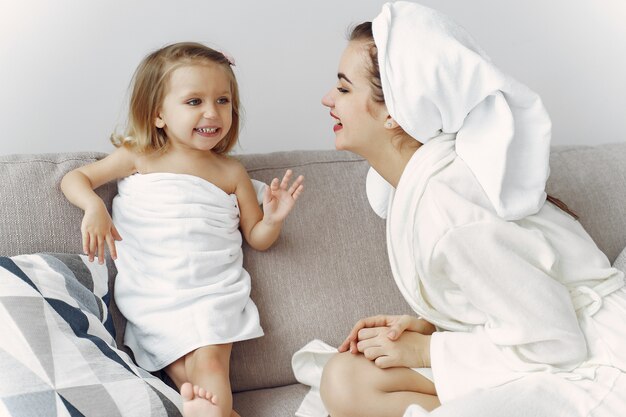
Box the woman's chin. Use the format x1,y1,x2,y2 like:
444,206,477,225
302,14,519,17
334,135,348,151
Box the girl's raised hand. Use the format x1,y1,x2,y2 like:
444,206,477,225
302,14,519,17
262,169,304,224
81,202,122,264
338,315,435,354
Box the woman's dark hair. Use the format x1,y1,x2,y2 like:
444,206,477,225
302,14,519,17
348,22,385,103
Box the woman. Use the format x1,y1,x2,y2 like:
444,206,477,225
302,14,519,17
316,2,626,416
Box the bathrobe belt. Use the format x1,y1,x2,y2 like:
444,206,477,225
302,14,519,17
570,275,625,316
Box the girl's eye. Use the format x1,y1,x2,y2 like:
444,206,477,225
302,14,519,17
337,87,349,94
217,97,230,104
187,99,201,106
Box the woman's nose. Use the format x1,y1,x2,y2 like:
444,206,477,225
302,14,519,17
321,89,334,108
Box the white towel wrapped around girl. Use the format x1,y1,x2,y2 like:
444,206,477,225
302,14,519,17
113,173,266,372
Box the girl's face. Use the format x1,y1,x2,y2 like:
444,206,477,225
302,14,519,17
156,63,233,153
321,41,388,154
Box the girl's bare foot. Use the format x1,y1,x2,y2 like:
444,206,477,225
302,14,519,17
181,382,221,417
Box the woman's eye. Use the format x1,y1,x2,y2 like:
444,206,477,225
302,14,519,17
187,99,201,106
217,97,230,104
337,87,349,94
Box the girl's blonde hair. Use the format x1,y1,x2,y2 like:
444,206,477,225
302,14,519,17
112,42,240,154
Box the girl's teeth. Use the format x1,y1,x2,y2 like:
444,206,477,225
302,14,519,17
197,127,218,133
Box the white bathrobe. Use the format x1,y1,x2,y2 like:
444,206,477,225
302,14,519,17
112,173,264,372
391,134,626,416
292,135,626,417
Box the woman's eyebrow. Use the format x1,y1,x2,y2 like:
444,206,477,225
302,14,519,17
338,73,353,84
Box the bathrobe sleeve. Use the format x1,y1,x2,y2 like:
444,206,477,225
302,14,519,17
428,220,587,402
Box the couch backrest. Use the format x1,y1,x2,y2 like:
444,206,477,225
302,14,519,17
1,143,625,392
546,143,626,262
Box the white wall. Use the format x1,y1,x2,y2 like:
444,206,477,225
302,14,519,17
1,0,625,156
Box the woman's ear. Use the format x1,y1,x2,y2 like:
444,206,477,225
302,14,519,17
384,116,399,130
155,114,165,128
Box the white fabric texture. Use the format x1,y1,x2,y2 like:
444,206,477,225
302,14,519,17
371,1,552,220
112,173,265,371
291,340,337,417
386,134,626,415
365,166,393,219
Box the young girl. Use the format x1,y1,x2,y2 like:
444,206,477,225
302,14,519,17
61,42,304,417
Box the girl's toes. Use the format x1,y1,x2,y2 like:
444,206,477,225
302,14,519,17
180,383,194,401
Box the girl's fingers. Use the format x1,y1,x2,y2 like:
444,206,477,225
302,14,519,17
106,235,117,260
97,236,105,264
292,185,304,200
280,169,293,189
88,234,97,262
82,232,90,256
288,175,305,194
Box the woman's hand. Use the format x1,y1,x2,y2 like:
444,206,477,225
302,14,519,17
355,328,432,369
262,170,304,225
81,201,122,264
338,315,435,354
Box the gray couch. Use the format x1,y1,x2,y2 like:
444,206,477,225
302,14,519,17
1,143,625,416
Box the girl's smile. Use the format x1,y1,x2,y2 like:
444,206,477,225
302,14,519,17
194,126,221,137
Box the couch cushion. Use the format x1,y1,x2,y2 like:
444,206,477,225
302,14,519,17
233,383,308,417
0,252,181,416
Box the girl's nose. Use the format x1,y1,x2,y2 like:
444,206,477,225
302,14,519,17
203,104,218,119
321,89,334,108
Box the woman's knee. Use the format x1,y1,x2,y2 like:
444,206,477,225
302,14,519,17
320,352,364,416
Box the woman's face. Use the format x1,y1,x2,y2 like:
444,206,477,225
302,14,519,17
321,41,388,154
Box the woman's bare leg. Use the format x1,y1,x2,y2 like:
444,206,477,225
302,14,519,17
320,352,439,417
165,343,236,417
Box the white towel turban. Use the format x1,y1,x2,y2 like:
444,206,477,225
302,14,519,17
371,1,552,220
